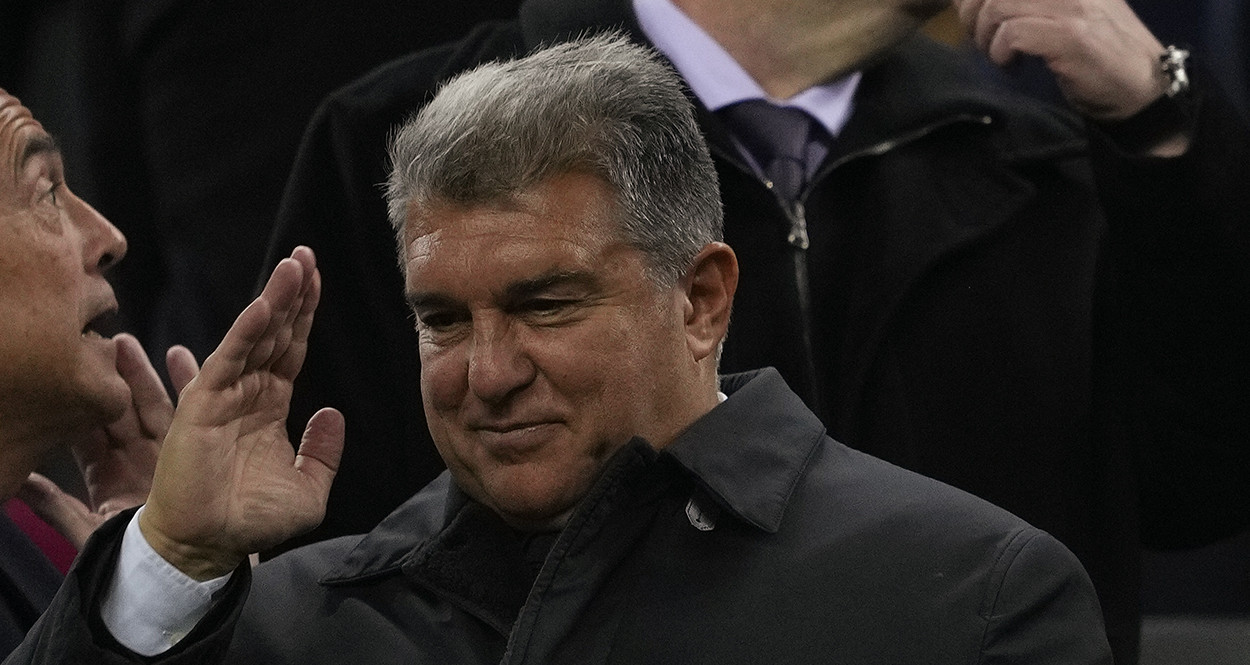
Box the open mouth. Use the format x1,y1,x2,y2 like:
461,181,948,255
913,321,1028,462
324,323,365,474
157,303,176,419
82,308,121,339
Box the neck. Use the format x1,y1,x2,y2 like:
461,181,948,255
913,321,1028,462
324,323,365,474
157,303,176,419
672,0,943,99
0,432,49,501
0,409,81,501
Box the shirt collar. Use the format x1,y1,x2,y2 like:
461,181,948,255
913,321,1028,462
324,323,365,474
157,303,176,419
632,0,861,139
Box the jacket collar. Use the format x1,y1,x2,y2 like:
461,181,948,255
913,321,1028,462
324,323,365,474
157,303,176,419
833,34,1085,163
663,368,825,534
320,472,459,585
323,369,819,582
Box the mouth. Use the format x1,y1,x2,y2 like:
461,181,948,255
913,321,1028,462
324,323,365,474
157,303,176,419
82,306,121,340
474,419,559,434
473,421,561,456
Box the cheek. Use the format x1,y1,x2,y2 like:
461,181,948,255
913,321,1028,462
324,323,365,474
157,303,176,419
418,344,467,414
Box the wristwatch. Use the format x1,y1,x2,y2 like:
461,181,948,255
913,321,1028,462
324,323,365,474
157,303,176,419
1159,45,1191,98
1097,45,1196,153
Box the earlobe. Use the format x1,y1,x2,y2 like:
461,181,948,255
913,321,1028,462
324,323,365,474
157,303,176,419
682,242,738,362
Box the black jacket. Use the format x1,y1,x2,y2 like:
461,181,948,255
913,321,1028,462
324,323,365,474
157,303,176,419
4,370,1113,664
260,0,1250,661
0,517,60,657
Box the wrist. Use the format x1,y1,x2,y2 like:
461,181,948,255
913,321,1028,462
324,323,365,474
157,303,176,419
137,508,242,581
1096,91,1196,156
1095,46,1197,157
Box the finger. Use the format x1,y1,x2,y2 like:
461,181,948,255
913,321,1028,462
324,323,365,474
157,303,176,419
241,251,313,372
70,429,109,486
272,261,322,380
18,473,101,549
294,407,345,497
114,333,174,438
259,247,319,379
166,345,200,396
197,255,307,390
984,16,1064,67
967,0,1066,59
951,0,984,38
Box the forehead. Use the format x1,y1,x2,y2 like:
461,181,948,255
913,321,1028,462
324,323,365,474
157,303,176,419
404,173,624,266
0,91,56,189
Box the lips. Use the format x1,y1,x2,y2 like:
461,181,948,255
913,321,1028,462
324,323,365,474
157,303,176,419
472,421,562,458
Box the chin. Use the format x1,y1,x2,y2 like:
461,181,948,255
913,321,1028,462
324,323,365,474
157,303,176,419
70,371,130,428
483,484,582,532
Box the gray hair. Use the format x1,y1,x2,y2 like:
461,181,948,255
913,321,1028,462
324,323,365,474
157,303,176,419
385,32,723,285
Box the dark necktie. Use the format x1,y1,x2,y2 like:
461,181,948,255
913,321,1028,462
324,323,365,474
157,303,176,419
718,100,824,205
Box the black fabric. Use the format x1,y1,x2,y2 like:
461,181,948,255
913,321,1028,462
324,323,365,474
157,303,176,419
69,0,523,375
253,3,1250,663
3,509,251,664
0,517,60,658
3,370,1113,664
1096,89,1198,154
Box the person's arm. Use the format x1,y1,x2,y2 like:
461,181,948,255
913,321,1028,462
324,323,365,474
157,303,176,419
1086,74,1250,547
98,508,230,656
951,0,1194,156
954,0,1250,547
4,246,344,663
138,245,343,581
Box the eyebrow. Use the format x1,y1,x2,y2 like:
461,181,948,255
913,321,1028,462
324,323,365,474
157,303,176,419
501,271,598,304
406,270,600,312
17,133,61,173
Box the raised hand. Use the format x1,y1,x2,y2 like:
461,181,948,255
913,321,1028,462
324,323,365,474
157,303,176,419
951,0,1171,121
139,246,345,580
18,333,168,549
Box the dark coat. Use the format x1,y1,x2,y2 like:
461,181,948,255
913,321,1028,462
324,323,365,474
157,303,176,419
0,517,60,657
4,370,1113,664
259,0,1250,661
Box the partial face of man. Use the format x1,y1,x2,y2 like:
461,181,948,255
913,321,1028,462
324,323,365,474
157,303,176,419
404,171,706,531
0,90,129,432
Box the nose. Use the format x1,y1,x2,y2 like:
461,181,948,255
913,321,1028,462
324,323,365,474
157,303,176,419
71,193,127,272
466,316,536,404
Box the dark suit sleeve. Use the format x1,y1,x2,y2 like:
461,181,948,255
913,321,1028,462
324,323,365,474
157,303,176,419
977,529,1113,664
1086,68,1250,548
2,512,250,665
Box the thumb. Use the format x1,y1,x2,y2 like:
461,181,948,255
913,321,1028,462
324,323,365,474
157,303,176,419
166,345,201,397
17,473,101,550
294,407,345,497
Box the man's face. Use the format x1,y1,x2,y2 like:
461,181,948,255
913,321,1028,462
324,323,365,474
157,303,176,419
0,90,129,433
403,172,706,530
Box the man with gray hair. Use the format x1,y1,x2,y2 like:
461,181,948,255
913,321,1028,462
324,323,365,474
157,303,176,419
8,35,1110,664
259,2,1250,661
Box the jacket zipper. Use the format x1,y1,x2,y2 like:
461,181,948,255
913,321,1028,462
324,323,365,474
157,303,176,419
773,114,994,414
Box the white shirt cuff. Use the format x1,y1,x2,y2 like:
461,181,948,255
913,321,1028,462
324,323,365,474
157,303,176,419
100,506,232,656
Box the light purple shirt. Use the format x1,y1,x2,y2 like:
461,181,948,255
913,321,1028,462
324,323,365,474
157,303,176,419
632,0,861,140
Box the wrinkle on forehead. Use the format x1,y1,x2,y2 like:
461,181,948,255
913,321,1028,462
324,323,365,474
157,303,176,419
0,93,51,184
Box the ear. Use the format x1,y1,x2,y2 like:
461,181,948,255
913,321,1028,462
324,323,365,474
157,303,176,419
679,242,738,363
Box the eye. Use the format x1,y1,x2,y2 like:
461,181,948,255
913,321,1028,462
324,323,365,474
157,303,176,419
414,309,471,344
40,180,64,207
416,310,455,331
518,297,583,325
526,298,569,315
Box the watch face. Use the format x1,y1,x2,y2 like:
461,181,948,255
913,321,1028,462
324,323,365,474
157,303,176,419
1160,46,1191,98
